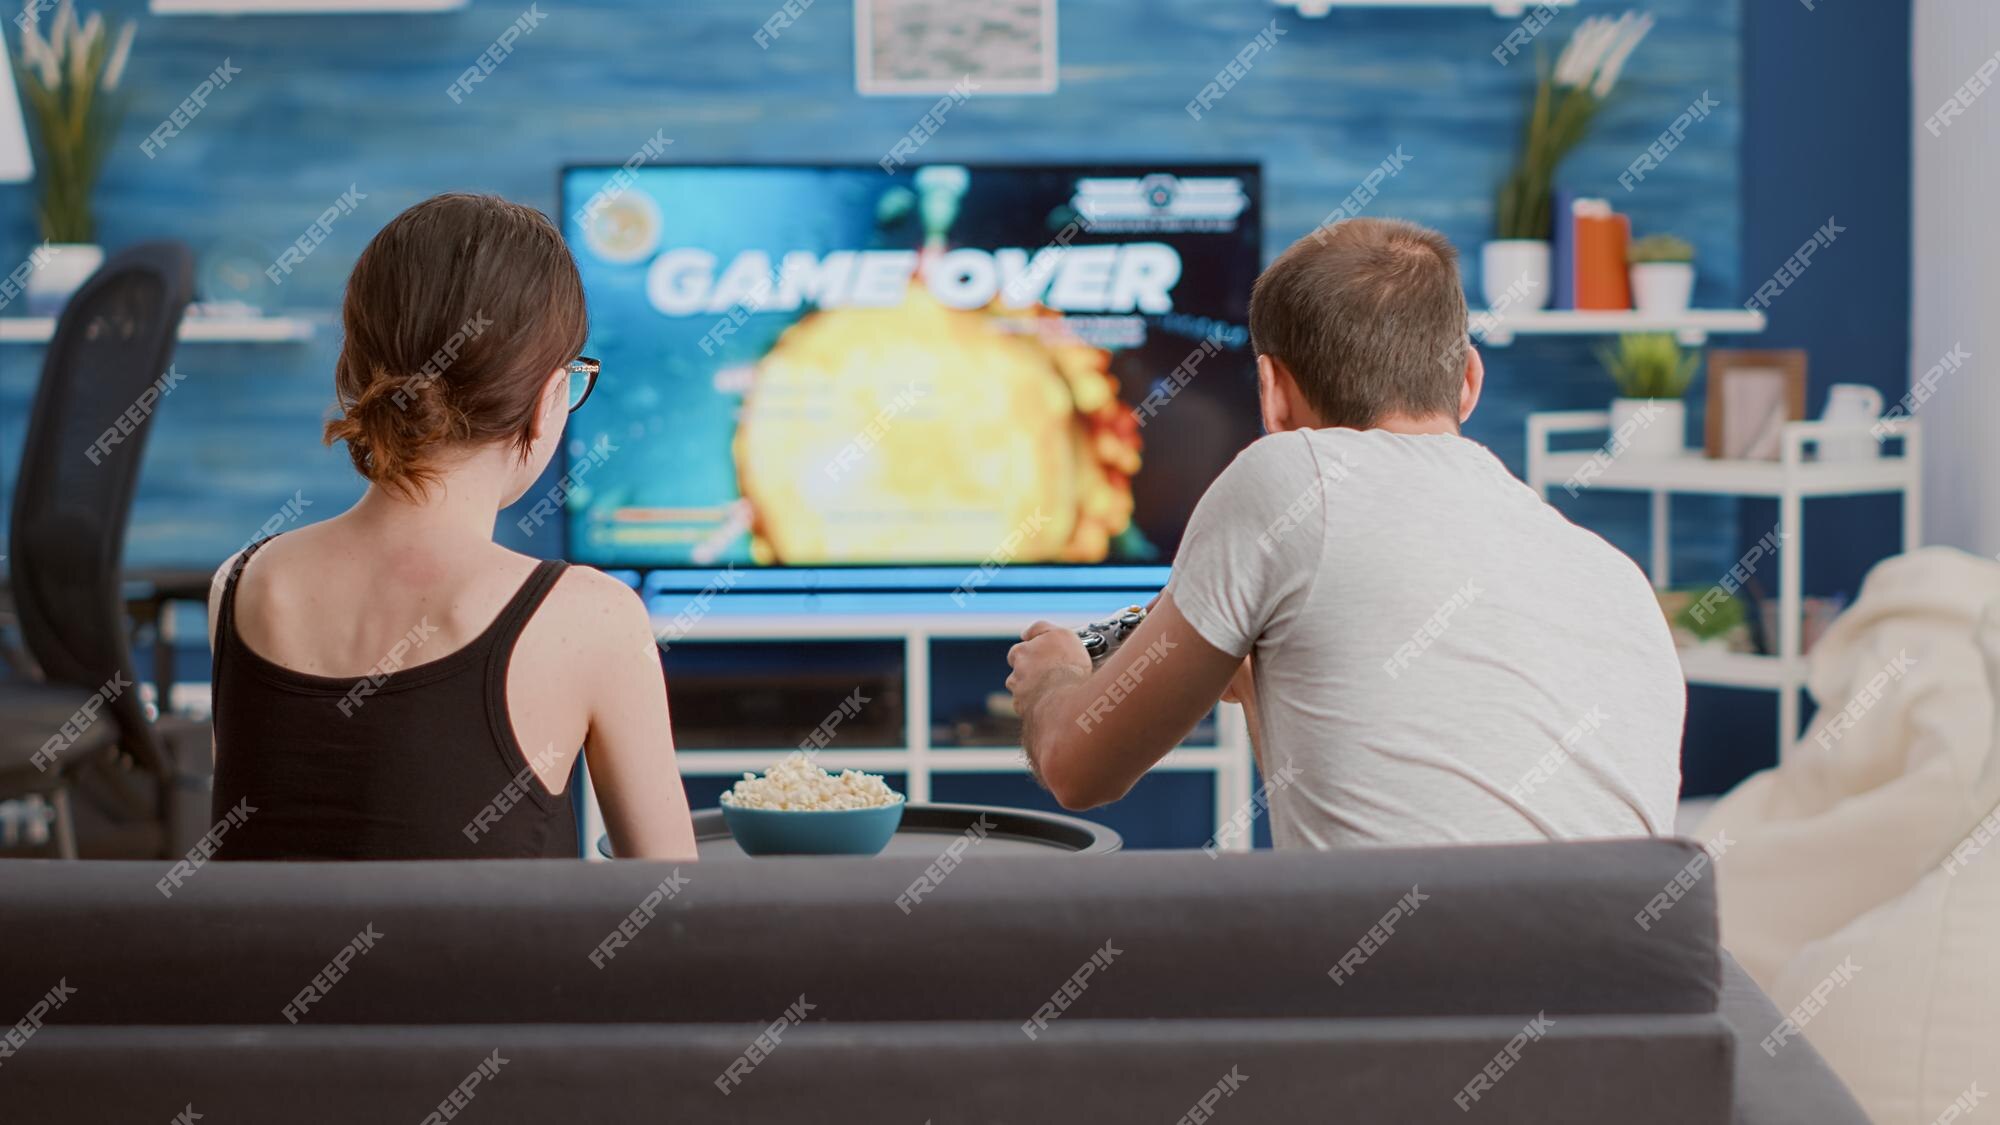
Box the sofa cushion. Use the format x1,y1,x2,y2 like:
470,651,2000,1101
0,839,1718,1026
5,1016,1734,1125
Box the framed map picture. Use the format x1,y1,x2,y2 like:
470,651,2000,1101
857,0,1059,96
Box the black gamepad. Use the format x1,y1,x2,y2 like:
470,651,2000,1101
1076,605,1147,668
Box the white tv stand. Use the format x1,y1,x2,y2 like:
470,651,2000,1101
578,599,1255,857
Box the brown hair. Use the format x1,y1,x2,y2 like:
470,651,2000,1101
1248,218,1469,429
323,193,588,496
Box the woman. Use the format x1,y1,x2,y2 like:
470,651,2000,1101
207,193,696,860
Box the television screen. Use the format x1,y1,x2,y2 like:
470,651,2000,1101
557,162,1262,582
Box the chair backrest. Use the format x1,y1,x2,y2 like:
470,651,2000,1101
8,242,193,773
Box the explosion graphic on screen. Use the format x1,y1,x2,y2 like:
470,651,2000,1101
731,280,1141,565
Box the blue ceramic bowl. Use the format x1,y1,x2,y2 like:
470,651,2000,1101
719,798,906,857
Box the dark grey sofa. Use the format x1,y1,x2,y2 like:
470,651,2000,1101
0,840,1866,1123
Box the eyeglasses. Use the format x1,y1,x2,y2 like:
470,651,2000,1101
566,356,600,413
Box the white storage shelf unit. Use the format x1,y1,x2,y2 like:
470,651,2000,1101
578,611,1255,855
1526,412,1921,749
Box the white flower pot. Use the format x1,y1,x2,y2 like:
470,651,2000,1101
24,243,105,317
1629,261,1695,315
1480,239,1552,312
1608,397,1686,460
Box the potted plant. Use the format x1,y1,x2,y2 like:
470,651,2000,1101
1628,234,1696,315
1596,332,1700,460
1671,589,1747,652
1486,12,1653,311
13,0,136,315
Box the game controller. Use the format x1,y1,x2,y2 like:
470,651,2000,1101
1076,605,1147,668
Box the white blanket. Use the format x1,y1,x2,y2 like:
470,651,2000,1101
1700,547,2000,986
1698,547,2000,1123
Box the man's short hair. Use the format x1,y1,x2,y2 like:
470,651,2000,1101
1248,218,1470,429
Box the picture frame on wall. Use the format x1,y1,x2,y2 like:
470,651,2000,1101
1705,350,1808,460
856,0,1059,96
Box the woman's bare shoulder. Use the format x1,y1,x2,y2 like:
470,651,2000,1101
538,564,658,657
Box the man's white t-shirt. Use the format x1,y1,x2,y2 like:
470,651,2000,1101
1165,428,1683,849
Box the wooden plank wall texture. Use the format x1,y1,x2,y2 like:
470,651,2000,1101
0,0,1741,572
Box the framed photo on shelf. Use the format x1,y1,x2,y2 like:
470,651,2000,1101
856,0,1059,96
1705,350,1807,460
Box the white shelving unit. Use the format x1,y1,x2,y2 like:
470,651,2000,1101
1526,412,1922,750
0,315,319,344
1473,308,1767,347
576,611,1255,858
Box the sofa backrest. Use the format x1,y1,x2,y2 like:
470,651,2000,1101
0,838,1718,1027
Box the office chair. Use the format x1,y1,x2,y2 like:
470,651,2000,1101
0,242,194,857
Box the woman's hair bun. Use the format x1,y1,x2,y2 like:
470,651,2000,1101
323,365,468,492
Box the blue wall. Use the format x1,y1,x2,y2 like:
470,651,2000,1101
3,0,1777,807
1740,0,1912,600
4,0,1743,563
1670,0,1911,798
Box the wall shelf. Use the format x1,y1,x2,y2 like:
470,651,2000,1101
151,0,465,13
1279,0,1576,16
1473,308,1766,347
0,315,320,344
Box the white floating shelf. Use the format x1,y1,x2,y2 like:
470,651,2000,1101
1473,308,1767,347
1280,0,1576,16
0,315,320,344
151,0,464,13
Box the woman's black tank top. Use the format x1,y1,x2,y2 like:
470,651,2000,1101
209,536,580,859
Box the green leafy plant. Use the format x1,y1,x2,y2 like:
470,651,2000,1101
1673,591,1744,641
1597,333,1701,400
13,0,137,244
1494,13,1654,241
1628,234,1696,264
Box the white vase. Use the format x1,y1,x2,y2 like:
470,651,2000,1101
24,243,105,317
1608,397,1687,460
1629,261,1695,315
1480,240,1552,312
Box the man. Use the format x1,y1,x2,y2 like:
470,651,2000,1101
1006,218,1682,848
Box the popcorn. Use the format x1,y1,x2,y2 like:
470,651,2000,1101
721,753,903,811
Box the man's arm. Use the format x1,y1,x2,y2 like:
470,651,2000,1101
1006,592,1244,810
1006,432,1323,808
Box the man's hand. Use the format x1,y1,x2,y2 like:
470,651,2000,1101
1002,595,1244,810
1006,621,1092,722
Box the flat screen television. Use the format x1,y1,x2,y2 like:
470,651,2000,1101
556,161,1262,593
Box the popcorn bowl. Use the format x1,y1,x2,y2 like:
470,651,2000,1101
718,797,906,857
